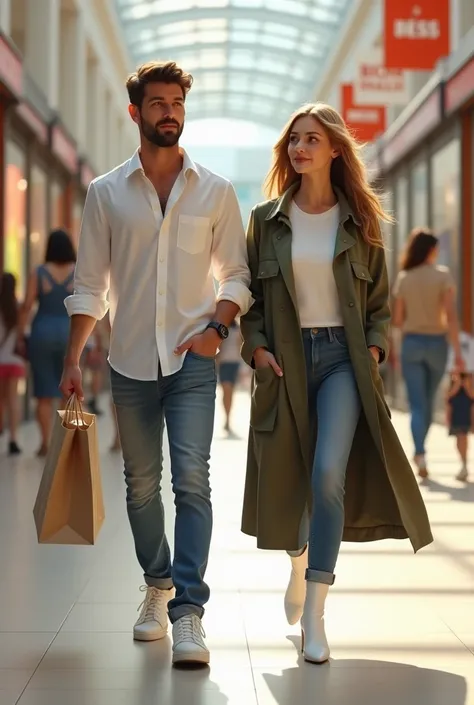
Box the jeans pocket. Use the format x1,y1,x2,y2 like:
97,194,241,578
332,330,348,349
186,350,216,362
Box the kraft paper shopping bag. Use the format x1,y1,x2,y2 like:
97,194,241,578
33,395,105,545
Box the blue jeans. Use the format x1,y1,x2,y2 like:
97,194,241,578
401,333,448,456
110,351,216,623
293,328,361,585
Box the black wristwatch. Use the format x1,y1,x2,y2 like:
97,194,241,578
206,321,229,340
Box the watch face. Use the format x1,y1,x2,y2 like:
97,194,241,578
219,324,229,339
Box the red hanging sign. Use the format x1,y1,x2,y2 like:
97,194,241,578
384,0,450,71
341,84,386,143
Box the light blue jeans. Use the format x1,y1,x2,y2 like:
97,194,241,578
110,351,216,623
401,333,448,456
290,328,361,585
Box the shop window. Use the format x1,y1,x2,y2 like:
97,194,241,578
51,179,66,230
431,138,461,284
395,174,409,258
411,160,428,230
4,140,27,299
30,165,48,271
382,188,394,282
71,197,84,247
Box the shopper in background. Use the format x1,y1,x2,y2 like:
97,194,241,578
240,102,432,665
217,319,242,435
18,229,76,457
446,372,473,482
0,273,25,455
392,229,464,479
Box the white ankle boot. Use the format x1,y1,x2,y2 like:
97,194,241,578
284,549,307,625
301,582,330,663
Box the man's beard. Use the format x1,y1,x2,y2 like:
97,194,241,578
141,115,183,147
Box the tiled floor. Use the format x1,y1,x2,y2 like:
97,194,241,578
0,390,473,705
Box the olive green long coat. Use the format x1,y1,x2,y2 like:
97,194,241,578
240,185,433,553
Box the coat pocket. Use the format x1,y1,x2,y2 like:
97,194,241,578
368,353,392,419
257,260,280,280
250,366,279,432
351,261,373,283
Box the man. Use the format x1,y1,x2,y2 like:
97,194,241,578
60,61,252,665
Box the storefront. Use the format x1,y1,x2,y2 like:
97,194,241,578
369,42,474,410
0,32,24,288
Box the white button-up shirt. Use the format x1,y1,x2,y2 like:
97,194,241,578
65,149,253,380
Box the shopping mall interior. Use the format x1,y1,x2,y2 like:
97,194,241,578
0,0,473,703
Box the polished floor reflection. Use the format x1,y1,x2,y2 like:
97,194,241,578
0,391,473,705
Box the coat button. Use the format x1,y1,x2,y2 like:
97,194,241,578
349,301,354,307
280,306,284,312
277,235,282,240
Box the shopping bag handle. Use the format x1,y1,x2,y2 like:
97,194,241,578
63,394,90,429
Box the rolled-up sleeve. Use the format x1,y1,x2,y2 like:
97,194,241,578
64,181,111,320
211,181,254,316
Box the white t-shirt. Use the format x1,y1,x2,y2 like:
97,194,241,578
290,201,342,328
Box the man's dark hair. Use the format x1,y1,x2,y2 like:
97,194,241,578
45,229,76,265
126,61,193,108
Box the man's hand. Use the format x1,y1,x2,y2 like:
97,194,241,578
369,346,380,364
60,362,84,400
174,328,220,358
253,347,283,376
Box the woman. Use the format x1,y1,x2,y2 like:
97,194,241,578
240,103,433,665
392,229,463,479
19,229,76,456
0,273,25,455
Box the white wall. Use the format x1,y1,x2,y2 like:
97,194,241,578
2,0,136,174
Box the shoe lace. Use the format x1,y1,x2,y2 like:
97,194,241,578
175,615,206,644
137,585,166,626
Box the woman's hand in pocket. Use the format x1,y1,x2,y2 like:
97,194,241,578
253,348,283,376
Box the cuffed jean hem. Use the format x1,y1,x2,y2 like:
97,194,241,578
305,568,335,585
144,576,174,590
169,604,205,624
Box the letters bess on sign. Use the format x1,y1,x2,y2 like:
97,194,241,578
384,0,450,71
341,84,386,143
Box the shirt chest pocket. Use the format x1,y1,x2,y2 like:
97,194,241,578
177,215,210,255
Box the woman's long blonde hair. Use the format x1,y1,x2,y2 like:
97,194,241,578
264,103,392,247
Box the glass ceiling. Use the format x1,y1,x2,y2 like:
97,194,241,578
115,0,352,126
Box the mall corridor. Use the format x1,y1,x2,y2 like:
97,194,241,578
0,392,472,705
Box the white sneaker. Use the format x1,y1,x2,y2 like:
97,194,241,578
133,585,173,641
172,614,210,665
456,467,469,482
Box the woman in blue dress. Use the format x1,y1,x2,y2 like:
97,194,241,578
19,230,76,456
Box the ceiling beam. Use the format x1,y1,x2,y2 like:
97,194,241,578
131,40,325,65
122,6,340,37
184,103,289,128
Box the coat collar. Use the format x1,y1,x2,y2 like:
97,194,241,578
265,182,361,227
